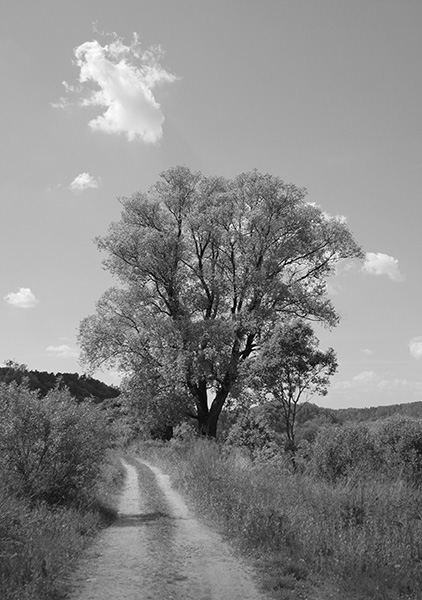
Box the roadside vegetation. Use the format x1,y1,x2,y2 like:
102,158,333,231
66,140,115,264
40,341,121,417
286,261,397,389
0,381,124,600
136,416,422,600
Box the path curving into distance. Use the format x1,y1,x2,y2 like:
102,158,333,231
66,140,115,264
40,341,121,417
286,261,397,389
66,458,269,600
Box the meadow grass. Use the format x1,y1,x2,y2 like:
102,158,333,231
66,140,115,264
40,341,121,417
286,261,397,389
137,439,422,600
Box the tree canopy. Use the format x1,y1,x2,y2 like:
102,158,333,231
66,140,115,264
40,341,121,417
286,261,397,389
78,166,362,436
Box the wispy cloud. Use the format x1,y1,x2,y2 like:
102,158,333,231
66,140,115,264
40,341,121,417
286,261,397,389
334,370,422,396
54,32,177,143
4,288,38,309
409,337,422,359
361,252,404,282
50,96,70,110
46,344,78,359
69,172,100,193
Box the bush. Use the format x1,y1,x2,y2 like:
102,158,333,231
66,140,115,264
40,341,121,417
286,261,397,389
309,423,382,482
376,416,422,483
0,382,115,505
224,410,282,459
309,418,422,486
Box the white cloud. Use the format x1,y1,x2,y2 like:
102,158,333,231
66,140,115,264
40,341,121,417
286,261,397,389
69,172,100,192
361,348,374,356
326,281,341,296
409,337,422,359
306,202,347,223
60,32,177,143
46,345,78,359
362,252,404,282
334,370,380,390
50,81,82,109
353,370,379,384
4,288,38,309
50,97,70,109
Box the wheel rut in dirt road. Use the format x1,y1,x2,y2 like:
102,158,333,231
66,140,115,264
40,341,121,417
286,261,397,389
67,457,269,600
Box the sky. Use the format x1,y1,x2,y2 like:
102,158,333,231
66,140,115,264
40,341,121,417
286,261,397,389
1,0,421,409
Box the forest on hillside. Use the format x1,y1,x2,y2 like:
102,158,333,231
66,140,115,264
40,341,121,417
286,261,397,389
0,363,120,404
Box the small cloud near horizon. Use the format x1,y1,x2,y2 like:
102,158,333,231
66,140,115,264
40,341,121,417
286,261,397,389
46,345,79,359
409,337,422,359
69,172,100,193
4,288,38,308
54,31,178,143
361,252,404,282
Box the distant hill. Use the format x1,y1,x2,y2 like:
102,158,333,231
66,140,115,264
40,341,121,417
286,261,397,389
251,399,422,445
0,363,120,404
333,401,422,423
294,400,422,425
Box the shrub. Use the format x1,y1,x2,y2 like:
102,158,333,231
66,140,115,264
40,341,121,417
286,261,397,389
308,423,382,482
376,416,422,483
224,410,282,459
0,382,115,505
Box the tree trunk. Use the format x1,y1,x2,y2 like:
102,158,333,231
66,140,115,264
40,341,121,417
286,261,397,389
205,387,230,438
197,405,209,436
191,380,209,436
189,379,229,438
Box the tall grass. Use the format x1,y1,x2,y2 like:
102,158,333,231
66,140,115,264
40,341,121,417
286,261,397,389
138,438,422,600
0,486,101,600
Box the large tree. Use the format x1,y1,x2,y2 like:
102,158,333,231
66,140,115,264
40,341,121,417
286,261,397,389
78,166,362,437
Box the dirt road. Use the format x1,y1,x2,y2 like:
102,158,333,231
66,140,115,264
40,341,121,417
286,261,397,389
67,458,270,600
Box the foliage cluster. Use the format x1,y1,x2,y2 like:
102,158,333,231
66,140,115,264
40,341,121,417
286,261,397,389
0,382,123,600
138,423,422,600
